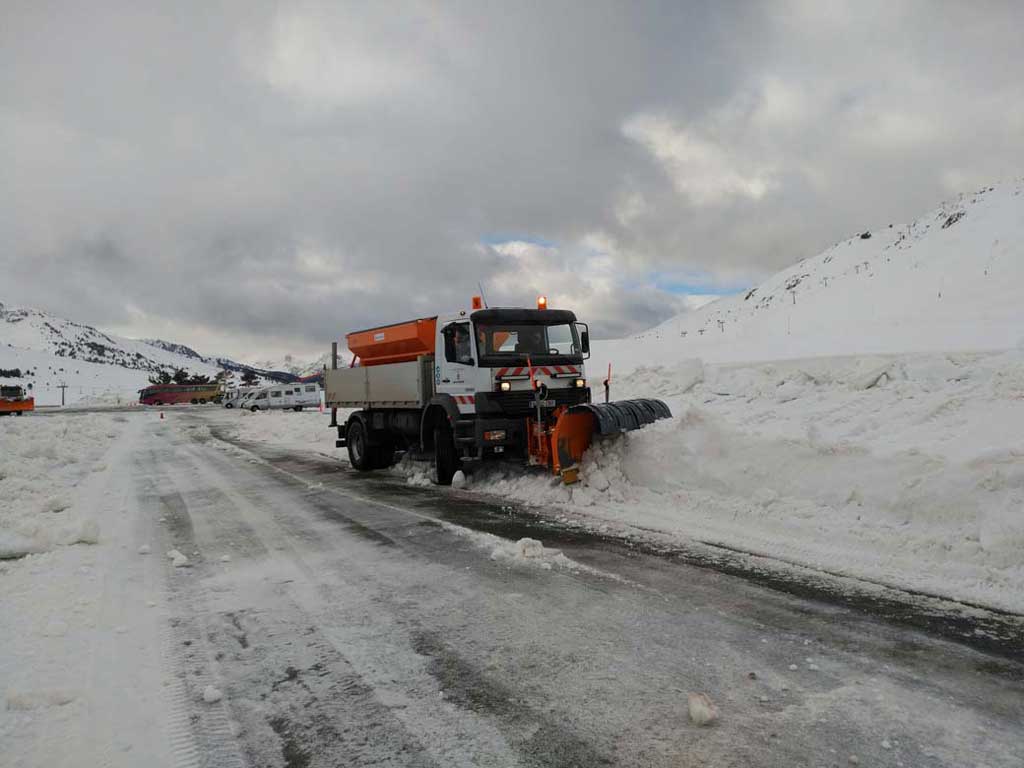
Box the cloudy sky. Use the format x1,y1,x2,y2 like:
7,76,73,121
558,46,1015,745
3,1,1023,362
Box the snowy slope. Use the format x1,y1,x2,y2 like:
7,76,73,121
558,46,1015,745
0,303,225,375
596,179,1024,376
0,303,227,406
248,352,331,378
0,303,310,405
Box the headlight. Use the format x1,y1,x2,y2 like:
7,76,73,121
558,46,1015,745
574,378,586,388
499,381,512,392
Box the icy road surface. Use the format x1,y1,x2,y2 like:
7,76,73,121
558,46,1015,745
3,410,1024,768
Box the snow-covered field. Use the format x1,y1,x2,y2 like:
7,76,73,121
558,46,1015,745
0,412,184,766
0,413,127,558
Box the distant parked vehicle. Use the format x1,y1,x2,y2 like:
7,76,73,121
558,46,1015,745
223,386,259,409
290,382,323,411
139,383,220,406
247,383,323,412
0,385,34,416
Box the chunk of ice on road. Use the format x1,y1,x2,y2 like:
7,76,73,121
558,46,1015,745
451,470,467,489
202,685,223,704
687,692,719,725
166,549,189,567
138,544,151,555
517,538,544,558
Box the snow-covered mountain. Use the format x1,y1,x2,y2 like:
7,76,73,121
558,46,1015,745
0,303,302,406
248,352,331,379
600,178,1024,374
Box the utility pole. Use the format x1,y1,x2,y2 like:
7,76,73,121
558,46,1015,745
58,382,69,407
328,342,338,428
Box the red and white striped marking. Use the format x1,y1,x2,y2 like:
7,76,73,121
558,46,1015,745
496,365,578,377
454,395,476,405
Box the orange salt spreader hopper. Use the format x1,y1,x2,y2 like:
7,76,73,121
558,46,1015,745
347,316,438,366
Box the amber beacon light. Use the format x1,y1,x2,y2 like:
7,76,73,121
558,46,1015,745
537,295,547,310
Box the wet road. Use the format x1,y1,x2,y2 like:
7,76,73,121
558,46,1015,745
135,412,1024,767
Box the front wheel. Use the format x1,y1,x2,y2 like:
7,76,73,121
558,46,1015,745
293,406,303,412
225,402,234,409
250,405,259,412
433,421,460,486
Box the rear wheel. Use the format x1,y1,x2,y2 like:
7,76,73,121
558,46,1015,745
225,402,234,409
347,419,373,471
433,421,460,486
293,406,303,412
190,398,198,405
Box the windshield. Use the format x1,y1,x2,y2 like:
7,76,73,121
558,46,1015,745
476,323,581,360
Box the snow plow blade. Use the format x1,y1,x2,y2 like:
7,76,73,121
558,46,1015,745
569,398,672,435
551,398,671,482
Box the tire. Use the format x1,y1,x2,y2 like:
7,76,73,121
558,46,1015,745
347,419,374,471
190,398,198,405
250,405,259,413
198,398,206,404
225,402,234,409
433,421,460,486
293,406,302,412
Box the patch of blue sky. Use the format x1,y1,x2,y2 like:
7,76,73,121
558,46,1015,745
480,233,556,248
650,272,751,296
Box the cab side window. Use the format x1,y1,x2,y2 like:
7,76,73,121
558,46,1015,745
443,322,474,365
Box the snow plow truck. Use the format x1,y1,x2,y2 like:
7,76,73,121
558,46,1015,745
0,385,34,416
324,296,671,484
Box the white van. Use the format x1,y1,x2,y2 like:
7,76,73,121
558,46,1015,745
290,382,323,411
247,384,322,412
223,386,259,409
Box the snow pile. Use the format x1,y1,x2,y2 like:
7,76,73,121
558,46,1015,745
475,349,1024,612
228,408,340,456
0,414,124,558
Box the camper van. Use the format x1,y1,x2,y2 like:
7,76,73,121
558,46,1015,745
247,383,322,412
223,386,259,409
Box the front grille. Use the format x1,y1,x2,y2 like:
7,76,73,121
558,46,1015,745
490,387,590,417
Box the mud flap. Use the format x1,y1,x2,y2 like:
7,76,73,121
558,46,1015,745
552,398,672,482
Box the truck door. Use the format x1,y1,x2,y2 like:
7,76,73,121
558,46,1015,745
437,321,477,403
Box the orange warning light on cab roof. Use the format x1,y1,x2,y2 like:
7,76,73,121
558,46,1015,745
471,295,484,310
537,295,548,310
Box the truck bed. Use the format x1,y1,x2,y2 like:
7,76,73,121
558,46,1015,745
325,356,434,408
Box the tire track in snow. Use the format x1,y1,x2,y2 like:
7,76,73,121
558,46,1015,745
135,442,247,768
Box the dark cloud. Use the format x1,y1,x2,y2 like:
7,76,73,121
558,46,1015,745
2,1,1023,358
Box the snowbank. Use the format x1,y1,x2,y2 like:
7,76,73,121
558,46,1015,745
0,413,126,558
227,407,342,456
472,350,1024,613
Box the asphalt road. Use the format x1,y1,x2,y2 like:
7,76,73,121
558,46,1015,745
134,412,1024,767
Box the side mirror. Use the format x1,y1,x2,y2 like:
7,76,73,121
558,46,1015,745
576,323,591,358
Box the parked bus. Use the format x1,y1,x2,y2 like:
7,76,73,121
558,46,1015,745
0,385,34,416
138,383,221,406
